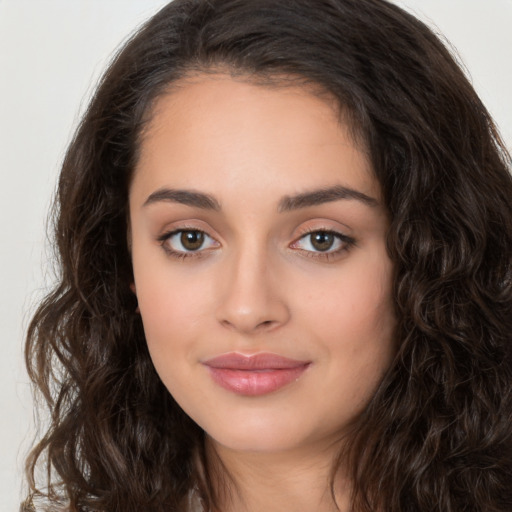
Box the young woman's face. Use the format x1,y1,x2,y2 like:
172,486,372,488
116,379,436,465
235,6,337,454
129,75,396,455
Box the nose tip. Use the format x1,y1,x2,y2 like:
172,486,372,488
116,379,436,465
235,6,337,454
215,257,290,335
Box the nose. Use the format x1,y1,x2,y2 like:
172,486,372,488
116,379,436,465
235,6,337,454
215,247,290,335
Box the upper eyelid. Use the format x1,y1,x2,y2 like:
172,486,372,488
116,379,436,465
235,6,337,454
157,226,348,239
293,230,354,244
156,225,355,251
157,227,206,241
294,226,355,241
157,224,217,241
160,228,218,244
297,227,344,237
292,216,353,236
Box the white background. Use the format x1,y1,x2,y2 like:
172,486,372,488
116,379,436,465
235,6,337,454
1,1,511,510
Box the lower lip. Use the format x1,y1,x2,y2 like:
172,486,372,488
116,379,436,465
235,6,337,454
205,365,310,396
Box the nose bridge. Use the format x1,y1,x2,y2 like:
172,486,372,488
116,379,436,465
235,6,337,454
216,237,289,333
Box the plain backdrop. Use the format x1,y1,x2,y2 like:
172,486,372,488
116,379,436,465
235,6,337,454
1,1,511,510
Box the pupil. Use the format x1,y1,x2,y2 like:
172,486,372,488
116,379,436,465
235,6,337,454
181,231,204,251
311,232,334,251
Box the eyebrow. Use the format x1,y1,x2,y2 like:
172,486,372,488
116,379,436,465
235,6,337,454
143,185,378,211
278,185,378,211
143,188,221,210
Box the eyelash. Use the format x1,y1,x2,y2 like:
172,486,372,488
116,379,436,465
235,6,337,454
291,228,356,261
157,227,356,261
157,228,216,260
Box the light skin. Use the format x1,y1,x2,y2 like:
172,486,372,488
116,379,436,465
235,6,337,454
129,74,396,512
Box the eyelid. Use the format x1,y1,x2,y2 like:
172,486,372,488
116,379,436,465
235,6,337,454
289,227,356,259
155,222,355,261
157,227,220,258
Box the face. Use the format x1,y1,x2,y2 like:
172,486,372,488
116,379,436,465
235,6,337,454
129,75,396,456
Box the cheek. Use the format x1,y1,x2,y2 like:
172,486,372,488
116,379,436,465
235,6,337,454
138,287,208,378
134,264,217,418
136,276,202,401
139,281,205,334
131,247,205,368
134,246,213,333
299,253,396,395
301,252,394,342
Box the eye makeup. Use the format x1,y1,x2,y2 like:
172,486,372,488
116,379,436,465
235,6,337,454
156,225,356,263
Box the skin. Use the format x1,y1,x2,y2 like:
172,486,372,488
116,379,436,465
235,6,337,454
129,74,396,512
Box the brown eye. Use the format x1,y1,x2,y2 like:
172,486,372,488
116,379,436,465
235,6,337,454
160,229,219,257
180,230,204,251
291,229,355,257
310,232,335,252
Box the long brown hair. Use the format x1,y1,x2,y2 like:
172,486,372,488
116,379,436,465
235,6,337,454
22,1,512,511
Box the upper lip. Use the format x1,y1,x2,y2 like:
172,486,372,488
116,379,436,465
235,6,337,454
202,352,310,370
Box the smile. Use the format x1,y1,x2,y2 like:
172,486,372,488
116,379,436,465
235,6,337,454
202,353,311,396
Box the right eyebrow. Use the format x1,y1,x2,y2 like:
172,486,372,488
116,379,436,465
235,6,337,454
143,188,221,211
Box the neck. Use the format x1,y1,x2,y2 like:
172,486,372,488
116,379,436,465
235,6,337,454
204,437,351,512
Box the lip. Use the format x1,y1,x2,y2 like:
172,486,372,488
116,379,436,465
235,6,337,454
202,353,311,396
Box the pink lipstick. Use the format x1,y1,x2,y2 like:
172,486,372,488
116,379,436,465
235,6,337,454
202,353,310,396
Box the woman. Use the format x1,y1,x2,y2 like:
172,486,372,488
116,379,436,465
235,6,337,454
22,0,512,511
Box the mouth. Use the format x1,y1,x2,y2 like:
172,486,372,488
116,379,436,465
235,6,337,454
202,353,311,396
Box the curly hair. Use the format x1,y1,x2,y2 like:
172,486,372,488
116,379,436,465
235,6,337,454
22,0,512,511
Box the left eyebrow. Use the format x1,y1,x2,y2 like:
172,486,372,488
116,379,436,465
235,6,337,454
278,185,378,212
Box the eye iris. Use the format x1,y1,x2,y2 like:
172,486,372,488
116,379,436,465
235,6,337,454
180,231,204,251
311,232,334,251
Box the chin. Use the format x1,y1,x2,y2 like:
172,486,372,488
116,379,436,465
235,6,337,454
216,430,297,453
200,410,339,456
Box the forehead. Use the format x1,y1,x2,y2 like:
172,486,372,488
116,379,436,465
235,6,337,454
143,74,346,142
132,74,379,205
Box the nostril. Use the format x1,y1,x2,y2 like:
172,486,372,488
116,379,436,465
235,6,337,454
220,319,234,330
220,318,276,332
